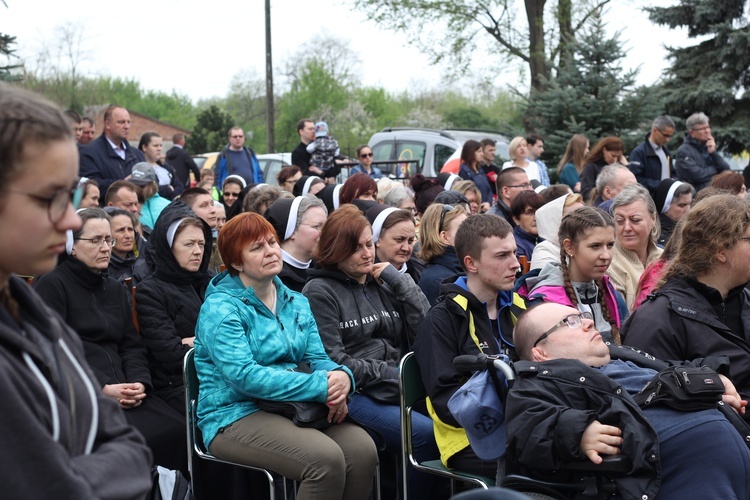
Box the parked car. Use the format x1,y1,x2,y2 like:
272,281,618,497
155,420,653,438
192,152,219,172
257,153,292,185
368,128,512,178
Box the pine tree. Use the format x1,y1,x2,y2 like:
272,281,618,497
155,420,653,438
647,0,750,153
188,105,234,153
528,12,658,163
0,32,22,81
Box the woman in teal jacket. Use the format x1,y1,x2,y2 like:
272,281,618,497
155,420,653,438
195,212,377,500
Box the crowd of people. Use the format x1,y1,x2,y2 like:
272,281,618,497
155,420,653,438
4,82,750,499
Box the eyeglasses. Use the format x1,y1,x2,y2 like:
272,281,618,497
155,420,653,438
5,180,83,224
533,312,593,347
223,192,240,198
658,129,674,139
402,206,418,215
506,183,532,189
359,153,373,158
438,204,455,233
76,236,116,248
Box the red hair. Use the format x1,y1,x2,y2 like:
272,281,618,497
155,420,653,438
339,173,378,205
314,204,371,271
218,212,276,276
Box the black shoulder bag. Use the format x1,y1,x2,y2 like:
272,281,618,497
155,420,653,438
634,365,724,411
256,362,331,429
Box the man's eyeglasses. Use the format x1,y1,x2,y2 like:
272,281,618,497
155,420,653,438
438,204,455,233
506,183,532,189
658,129,674,139
5,179,83,224
360,153,373,158
76,236,116,248
533,312,593,347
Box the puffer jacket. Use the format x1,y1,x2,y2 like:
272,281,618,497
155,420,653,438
195,271,352,449
303,265,429,388
622,276,750,399
135,201,213,402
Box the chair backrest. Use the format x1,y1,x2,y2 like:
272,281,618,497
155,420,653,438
400,351,426,409
183,348,206,464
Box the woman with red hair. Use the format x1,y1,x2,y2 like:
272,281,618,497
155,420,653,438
339,172,378,205
194,212,377,499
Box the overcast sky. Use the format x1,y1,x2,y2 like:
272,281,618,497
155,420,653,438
1,0,689,103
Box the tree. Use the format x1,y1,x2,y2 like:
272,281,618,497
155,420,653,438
528,12,659,162
351,0,611,98
0,33,21,81
275,35,360,151
188,105,234,153
647,0,750,154
0,1,22,81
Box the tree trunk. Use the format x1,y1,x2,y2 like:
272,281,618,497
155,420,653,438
525,0,549,95
556,0,573,71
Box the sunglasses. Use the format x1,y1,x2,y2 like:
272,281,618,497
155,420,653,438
360,152,373,158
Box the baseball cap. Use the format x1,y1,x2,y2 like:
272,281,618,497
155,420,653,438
314,121,329,138
130,162,157,186
447,369,506,461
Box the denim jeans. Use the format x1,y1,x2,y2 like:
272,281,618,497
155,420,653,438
348,393,443,500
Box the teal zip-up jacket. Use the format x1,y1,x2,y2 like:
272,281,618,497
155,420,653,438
195,271,354,449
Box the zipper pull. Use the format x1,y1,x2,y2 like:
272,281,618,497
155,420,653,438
645,392,656,405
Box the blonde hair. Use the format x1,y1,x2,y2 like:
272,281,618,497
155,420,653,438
418,203,465,262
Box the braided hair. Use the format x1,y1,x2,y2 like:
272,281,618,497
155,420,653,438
558,206,621,344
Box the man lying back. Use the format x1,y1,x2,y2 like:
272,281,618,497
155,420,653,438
507,302,750,500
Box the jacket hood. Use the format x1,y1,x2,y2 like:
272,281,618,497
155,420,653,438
524,262,565,292
535,194,567,241
150,200,212,285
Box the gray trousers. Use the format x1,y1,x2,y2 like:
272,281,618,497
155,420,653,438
210,410,378,500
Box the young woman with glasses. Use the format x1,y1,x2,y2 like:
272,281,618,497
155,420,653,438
0,84,152,498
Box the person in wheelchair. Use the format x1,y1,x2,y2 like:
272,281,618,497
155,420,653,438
414,214,526,478
508,302,750,499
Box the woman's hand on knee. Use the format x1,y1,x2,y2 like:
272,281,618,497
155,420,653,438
326,370,351,405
